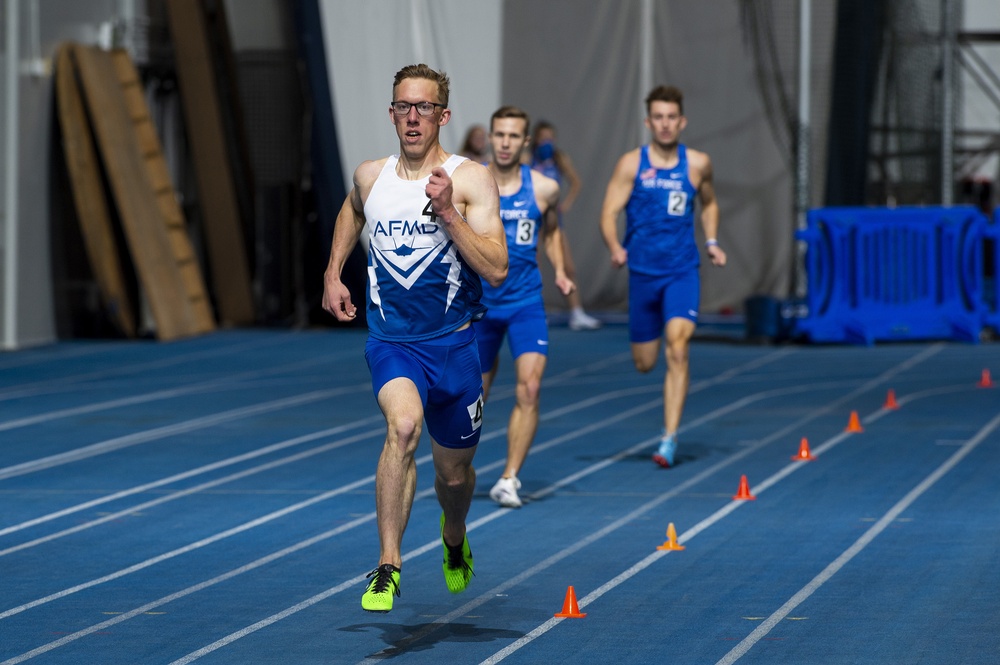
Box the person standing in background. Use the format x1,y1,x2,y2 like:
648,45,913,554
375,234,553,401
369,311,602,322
459,124,489,163
529,121,602,331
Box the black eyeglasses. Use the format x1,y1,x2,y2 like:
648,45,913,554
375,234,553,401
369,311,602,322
390,101,445,116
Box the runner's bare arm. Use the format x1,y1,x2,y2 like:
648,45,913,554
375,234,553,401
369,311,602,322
426,161,507,286
535,172,574,296
691,152,725,267
322,161,382,319
599,150,639,269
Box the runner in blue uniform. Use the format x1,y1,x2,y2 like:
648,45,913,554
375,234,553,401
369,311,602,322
323,64,507,612
599,85,726,469
475,106,574,508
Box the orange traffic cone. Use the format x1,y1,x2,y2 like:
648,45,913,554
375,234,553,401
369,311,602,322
791,437,815,461
554,585,587,618
978,369,994,388
846,410,864,433
657,522,686,551
732,474,756,500
883,389,899,410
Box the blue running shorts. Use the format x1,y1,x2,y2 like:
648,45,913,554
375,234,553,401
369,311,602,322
364,326,484,448
628,268,700,343
473,299,549,372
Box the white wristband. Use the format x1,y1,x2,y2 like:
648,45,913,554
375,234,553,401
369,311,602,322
705,239,719,248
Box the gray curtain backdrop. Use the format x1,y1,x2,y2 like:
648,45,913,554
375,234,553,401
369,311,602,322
503,0,793,313
323,0,802,314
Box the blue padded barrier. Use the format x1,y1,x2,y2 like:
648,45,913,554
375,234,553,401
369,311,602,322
795,206,995,344
985,209,1000,331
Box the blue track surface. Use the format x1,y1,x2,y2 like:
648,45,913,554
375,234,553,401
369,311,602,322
1,326,998,664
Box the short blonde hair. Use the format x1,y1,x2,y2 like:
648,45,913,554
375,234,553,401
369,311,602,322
393,64,450,107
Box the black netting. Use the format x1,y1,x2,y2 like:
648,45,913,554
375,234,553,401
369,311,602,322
869,0,962,204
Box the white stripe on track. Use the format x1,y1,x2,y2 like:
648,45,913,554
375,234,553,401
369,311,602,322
0,353,360,432
0,426,384,557
0,415,382,538
8,344,950,663
0,349,661,544
0,385,667,621
716,410,1000,664
0,349,794,662
0,388,677,663
0,387,362,481
0,334,289,401
478,350,955,664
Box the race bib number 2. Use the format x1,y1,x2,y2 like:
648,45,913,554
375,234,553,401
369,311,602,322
668,191,687,216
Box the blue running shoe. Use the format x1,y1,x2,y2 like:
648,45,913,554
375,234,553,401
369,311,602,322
652,434,676,468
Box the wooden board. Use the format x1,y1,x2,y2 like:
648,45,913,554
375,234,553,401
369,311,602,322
71,43,215,340
54,45,137,337
164,0,256,326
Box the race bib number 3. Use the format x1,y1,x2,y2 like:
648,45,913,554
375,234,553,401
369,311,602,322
516,218,536,245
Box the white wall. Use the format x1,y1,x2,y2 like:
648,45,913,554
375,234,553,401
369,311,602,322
318,0,502,195
1,0,131,350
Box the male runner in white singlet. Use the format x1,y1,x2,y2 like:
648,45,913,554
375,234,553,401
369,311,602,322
323,64,507,613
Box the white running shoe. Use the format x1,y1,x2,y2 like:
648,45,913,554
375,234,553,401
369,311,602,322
569,310,602,331
489,476,522,508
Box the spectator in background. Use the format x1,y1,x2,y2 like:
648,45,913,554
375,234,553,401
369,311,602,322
459,124,489,163
529,121,602,331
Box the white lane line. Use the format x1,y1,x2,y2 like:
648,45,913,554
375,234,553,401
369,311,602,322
0,351,656,541
0,427,384,557
716,410,1000,665
0,353,361,432
0,334,291,401
0,393,673,663
0,415,382,538
0,350,793,662
484,383,978,665
0,387,667,621
0,387,363,481
7,380,655,555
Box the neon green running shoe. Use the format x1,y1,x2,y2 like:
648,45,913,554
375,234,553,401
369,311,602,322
440,513,474,593
361,563,400,612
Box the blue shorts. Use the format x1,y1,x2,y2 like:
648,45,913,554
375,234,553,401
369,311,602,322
628,269,700,343
473,300,549,372
364,326,484,448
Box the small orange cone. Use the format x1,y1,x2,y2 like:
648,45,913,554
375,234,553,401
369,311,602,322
554,585,586,618
657,522,686,551
791,437,816,461
732,474,756,500
978,369,994,388
846,410,864,433
883,389,899,410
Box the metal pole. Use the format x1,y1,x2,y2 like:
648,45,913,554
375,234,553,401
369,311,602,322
940,0,955,205
3,0,20,349
794,0,811,298
638,0,654,144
